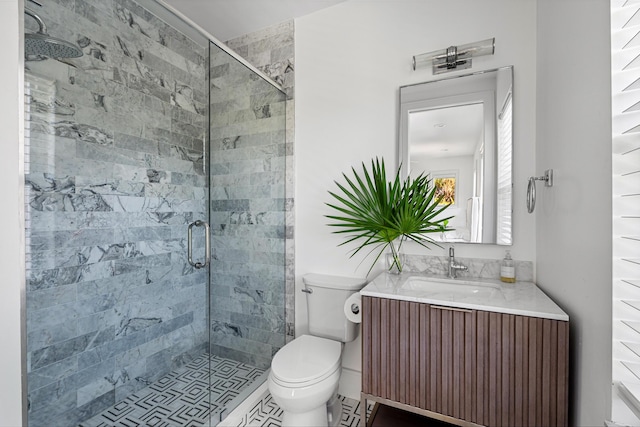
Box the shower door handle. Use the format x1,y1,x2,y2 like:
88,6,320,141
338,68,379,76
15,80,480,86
187,220,210,269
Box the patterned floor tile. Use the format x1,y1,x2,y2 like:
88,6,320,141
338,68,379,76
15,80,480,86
236,393,371,427
80,354,264,427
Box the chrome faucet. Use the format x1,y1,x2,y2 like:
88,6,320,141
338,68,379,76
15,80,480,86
448,247,468,279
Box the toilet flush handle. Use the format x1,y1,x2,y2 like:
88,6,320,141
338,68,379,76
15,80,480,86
301,288,312,294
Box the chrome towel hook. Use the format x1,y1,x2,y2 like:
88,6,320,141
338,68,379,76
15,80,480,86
527,169,553,213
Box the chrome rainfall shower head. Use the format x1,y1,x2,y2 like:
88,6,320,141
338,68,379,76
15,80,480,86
25,32,84,59
24,8,83,60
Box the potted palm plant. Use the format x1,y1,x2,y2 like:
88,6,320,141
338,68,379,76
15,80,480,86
326,157,453,276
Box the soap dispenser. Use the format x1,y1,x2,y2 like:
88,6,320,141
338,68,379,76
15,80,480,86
500,250,516,283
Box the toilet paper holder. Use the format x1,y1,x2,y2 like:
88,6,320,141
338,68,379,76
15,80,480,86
344,292,363,323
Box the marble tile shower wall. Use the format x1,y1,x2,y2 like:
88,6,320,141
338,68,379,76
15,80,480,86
24,0,208,425
207,42,288,369
225,20,296,345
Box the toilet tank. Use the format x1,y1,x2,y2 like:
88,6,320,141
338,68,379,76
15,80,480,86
303,273,367,342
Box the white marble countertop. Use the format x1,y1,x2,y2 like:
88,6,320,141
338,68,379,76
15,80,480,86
360,272,569,322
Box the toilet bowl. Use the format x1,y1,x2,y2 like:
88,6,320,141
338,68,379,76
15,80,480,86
268,335,343,427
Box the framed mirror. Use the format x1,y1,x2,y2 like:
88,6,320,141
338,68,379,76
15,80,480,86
399,66,513,245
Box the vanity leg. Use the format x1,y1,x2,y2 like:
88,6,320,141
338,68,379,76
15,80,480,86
360,394,367,427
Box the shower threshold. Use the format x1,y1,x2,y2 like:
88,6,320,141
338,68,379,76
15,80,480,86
80,353,265,427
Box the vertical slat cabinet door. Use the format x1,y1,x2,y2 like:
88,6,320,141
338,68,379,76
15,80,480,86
476,310,490,426
452,310,464,420
371,296,381,397
535,317,544,426
557,321,569,426
419,303,430,410
464,308,477,422
549,319,559,426
440,307,452,416
409,302,420,407
389,299,400,402
430,306,442,412
514,315,529,426
488,312,502,427
527,316,539,427
541,318,552,426
399,300,410,404
502,314,515,427
380,297,390,399
425,305,476,422
362,296,372,395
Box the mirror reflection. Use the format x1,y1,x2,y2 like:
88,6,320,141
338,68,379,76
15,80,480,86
399,66,513,245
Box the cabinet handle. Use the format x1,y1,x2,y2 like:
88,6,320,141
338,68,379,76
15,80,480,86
431,305,473,314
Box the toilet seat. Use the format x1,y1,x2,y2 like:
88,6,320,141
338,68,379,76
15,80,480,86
271,335,341,387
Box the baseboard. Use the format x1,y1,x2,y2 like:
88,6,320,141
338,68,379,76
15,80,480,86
338,367,361,401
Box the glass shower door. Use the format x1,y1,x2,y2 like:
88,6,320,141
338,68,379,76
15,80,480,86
207,41,288,423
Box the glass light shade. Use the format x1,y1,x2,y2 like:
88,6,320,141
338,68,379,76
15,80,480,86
413,38,495,73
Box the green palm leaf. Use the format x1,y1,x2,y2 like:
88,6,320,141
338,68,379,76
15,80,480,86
326,157,453,276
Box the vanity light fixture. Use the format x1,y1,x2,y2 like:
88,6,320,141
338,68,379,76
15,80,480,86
413,38,495,74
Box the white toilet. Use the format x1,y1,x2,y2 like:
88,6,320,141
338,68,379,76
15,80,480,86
268,273,366,427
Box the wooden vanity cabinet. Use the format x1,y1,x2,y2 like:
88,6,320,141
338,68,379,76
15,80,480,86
361,296,569,427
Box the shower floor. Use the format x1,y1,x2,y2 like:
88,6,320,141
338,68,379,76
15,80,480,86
80,354,265,427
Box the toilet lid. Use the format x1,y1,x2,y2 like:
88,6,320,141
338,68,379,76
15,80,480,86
271,335,341,385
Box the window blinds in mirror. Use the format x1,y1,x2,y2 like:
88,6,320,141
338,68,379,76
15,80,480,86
496,93,513,245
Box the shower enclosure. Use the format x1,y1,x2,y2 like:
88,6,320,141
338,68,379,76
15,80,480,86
23,1,287,425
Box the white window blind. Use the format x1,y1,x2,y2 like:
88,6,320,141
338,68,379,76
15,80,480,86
612,0,640,423
496,92,512,245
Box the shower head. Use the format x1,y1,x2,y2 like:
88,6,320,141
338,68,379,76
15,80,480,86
25,32,84,59
24,8,83,59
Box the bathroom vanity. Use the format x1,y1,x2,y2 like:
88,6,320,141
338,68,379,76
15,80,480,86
360,273,569,427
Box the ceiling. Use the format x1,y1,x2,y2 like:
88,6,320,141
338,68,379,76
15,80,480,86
163,0,347,41
408,103,484,159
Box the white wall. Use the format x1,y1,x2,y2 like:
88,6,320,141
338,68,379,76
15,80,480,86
0,0,25,425
536,1,612,425
295,0,536,399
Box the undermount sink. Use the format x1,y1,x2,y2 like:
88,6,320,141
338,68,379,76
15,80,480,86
401,276,502,299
